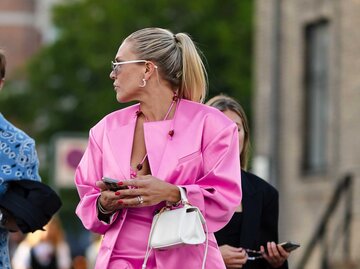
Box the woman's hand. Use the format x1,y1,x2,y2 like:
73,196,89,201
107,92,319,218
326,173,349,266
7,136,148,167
261,242,289,268
219,244,248,268
96,181,129,213
111,175,180,207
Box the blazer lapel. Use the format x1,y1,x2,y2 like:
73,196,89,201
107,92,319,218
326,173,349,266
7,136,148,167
106,116,137,179
105,100,193,181
240,171,262,249
144,100,195,180
143,120,175,178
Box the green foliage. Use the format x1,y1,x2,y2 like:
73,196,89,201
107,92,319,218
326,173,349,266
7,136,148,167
1,0,253,144
0,0,254,252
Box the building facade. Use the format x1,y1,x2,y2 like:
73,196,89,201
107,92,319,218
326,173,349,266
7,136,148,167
0,0,60,77
253,0,360,268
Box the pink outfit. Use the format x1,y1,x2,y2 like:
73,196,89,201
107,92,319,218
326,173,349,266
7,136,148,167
75,99,242,269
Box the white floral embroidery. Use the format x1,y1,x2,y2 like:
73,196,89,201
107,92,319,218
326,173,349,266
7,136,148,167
0,114,41,268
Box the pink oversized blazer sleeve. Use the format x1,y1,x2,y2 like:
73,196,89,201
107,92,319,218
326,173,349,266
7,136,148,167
75,126,113,234
179,123,241,232
74,100,242,268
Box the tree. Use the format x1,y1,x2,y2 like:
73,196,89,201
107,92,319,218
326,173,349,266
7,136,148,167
1,0,253,143
0,0,253,255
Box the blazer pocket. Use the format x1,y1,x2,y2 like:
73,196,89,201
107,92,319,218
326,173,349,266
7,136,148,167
178,150,202,164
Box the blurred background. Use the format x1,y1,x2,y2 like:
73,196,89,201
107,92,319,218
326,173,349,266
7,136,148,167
0,0,359,268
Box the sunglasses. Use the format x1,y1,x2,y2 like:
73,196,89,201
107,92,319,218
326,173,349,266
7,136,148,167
111,60,158,75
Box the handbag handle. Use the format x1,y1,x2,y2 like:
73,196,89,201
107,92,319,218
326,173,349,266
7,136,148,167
178,186,189,205
179,187,207,225
142,186,208,269
177,187,209,268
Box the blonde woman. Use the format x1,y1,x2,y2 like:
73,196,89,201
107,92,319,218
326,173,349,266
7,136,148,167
75,28,242,268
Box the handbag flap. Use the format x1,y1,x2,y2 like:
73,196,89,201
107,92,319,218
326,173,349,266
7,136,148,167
150,207,188,248
150,206,206,249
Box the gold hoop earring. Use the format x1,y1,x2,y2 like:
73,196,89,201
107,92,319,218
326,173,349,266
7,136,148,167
139,78,147,88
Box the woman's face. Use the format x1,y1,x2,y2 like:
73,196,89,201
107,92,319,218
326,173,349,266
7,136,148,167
223,109,245,154
109,41,146,103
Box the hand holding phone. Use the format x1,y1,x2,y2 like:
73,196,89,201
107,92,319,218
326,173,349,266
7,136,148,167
263,241,300,255
278,241,300,252
102,177,128,191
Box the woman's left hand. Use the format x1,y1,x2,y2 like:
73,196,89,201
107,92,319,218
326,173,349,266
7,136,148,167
261,242,289,268
113,175,180,207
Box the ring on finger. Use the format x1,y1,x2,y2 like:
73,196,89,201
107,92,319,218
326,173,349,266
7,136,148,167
137,195,144,205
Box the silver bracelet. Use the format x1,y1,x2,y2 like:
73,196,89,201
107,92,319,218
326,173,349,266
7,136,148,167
97,198,114,215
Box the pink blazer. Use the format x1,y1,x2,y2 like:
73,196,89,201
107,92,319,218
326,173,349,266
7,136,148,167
75,99,242,268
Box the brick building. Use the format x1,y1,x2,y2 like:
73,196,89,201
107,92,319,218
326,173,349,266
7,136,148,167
253,0,360,268
0,0,60,77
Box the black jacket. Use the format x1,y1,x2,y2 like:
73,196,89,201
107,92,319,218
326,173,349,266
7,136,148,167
215,170,288,269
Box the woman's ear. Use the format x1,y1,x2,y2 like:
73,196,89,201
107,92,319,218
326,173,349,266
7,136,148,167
144,62,157,80
145,62,152,72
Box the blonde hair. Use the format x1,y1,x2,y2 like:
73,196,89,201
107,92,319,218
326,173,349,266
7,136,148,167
206,94,251,170
125,28,208,102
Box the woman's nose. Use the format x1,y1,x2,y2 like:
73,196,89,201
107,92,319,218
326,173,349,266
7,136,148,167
109,70,115,79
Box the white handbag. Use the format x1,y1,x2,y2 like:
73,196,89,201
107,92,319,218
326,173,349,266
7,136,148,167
142,187,208,269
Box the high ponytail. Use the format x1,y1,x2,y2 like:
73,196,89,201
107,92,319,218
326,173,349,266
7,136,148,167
175,33,208,102
126,28,208,102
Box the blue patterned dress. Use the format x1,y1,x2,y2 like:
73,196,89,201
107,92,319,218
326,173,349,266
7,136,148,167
0,113,40,268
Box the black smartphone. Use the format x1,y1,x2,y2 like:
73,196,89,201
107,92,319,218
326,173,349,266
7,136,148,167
263,241,300,254
278,241,300,252
102,177,128,191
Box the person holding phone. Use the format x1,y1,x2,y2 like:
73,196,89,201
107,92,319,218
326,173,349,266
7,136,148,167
74,28,242,269
207,95,291,269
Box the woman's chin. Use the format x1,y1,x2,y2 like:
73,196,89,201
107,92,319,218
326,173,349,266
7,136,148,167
116,93,127,103
116,95,132,103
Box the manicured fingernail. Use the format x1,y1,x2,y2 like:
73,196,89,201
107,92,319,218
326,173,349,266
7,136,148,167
117,182,123,185
115,191,120,195
118,200,123,204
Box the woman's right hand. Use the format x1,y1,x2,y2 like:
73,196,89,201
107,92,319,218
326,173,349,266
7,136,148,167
96,181,128,213
219,244,248,269
261,242,289,268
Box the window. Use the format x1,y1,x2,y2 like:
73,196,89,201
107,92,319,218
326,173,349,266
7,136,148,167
302,20,330,173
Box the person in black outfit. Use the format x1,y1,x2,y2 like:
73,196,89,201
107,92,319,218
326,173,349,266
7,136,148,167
207,95,290,269
30,248,58,269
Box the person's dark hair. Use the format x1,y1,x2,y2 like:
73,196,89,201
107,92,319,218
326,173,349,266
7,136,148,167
0,49,6,79
125,27,208,102
206,94,250,170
